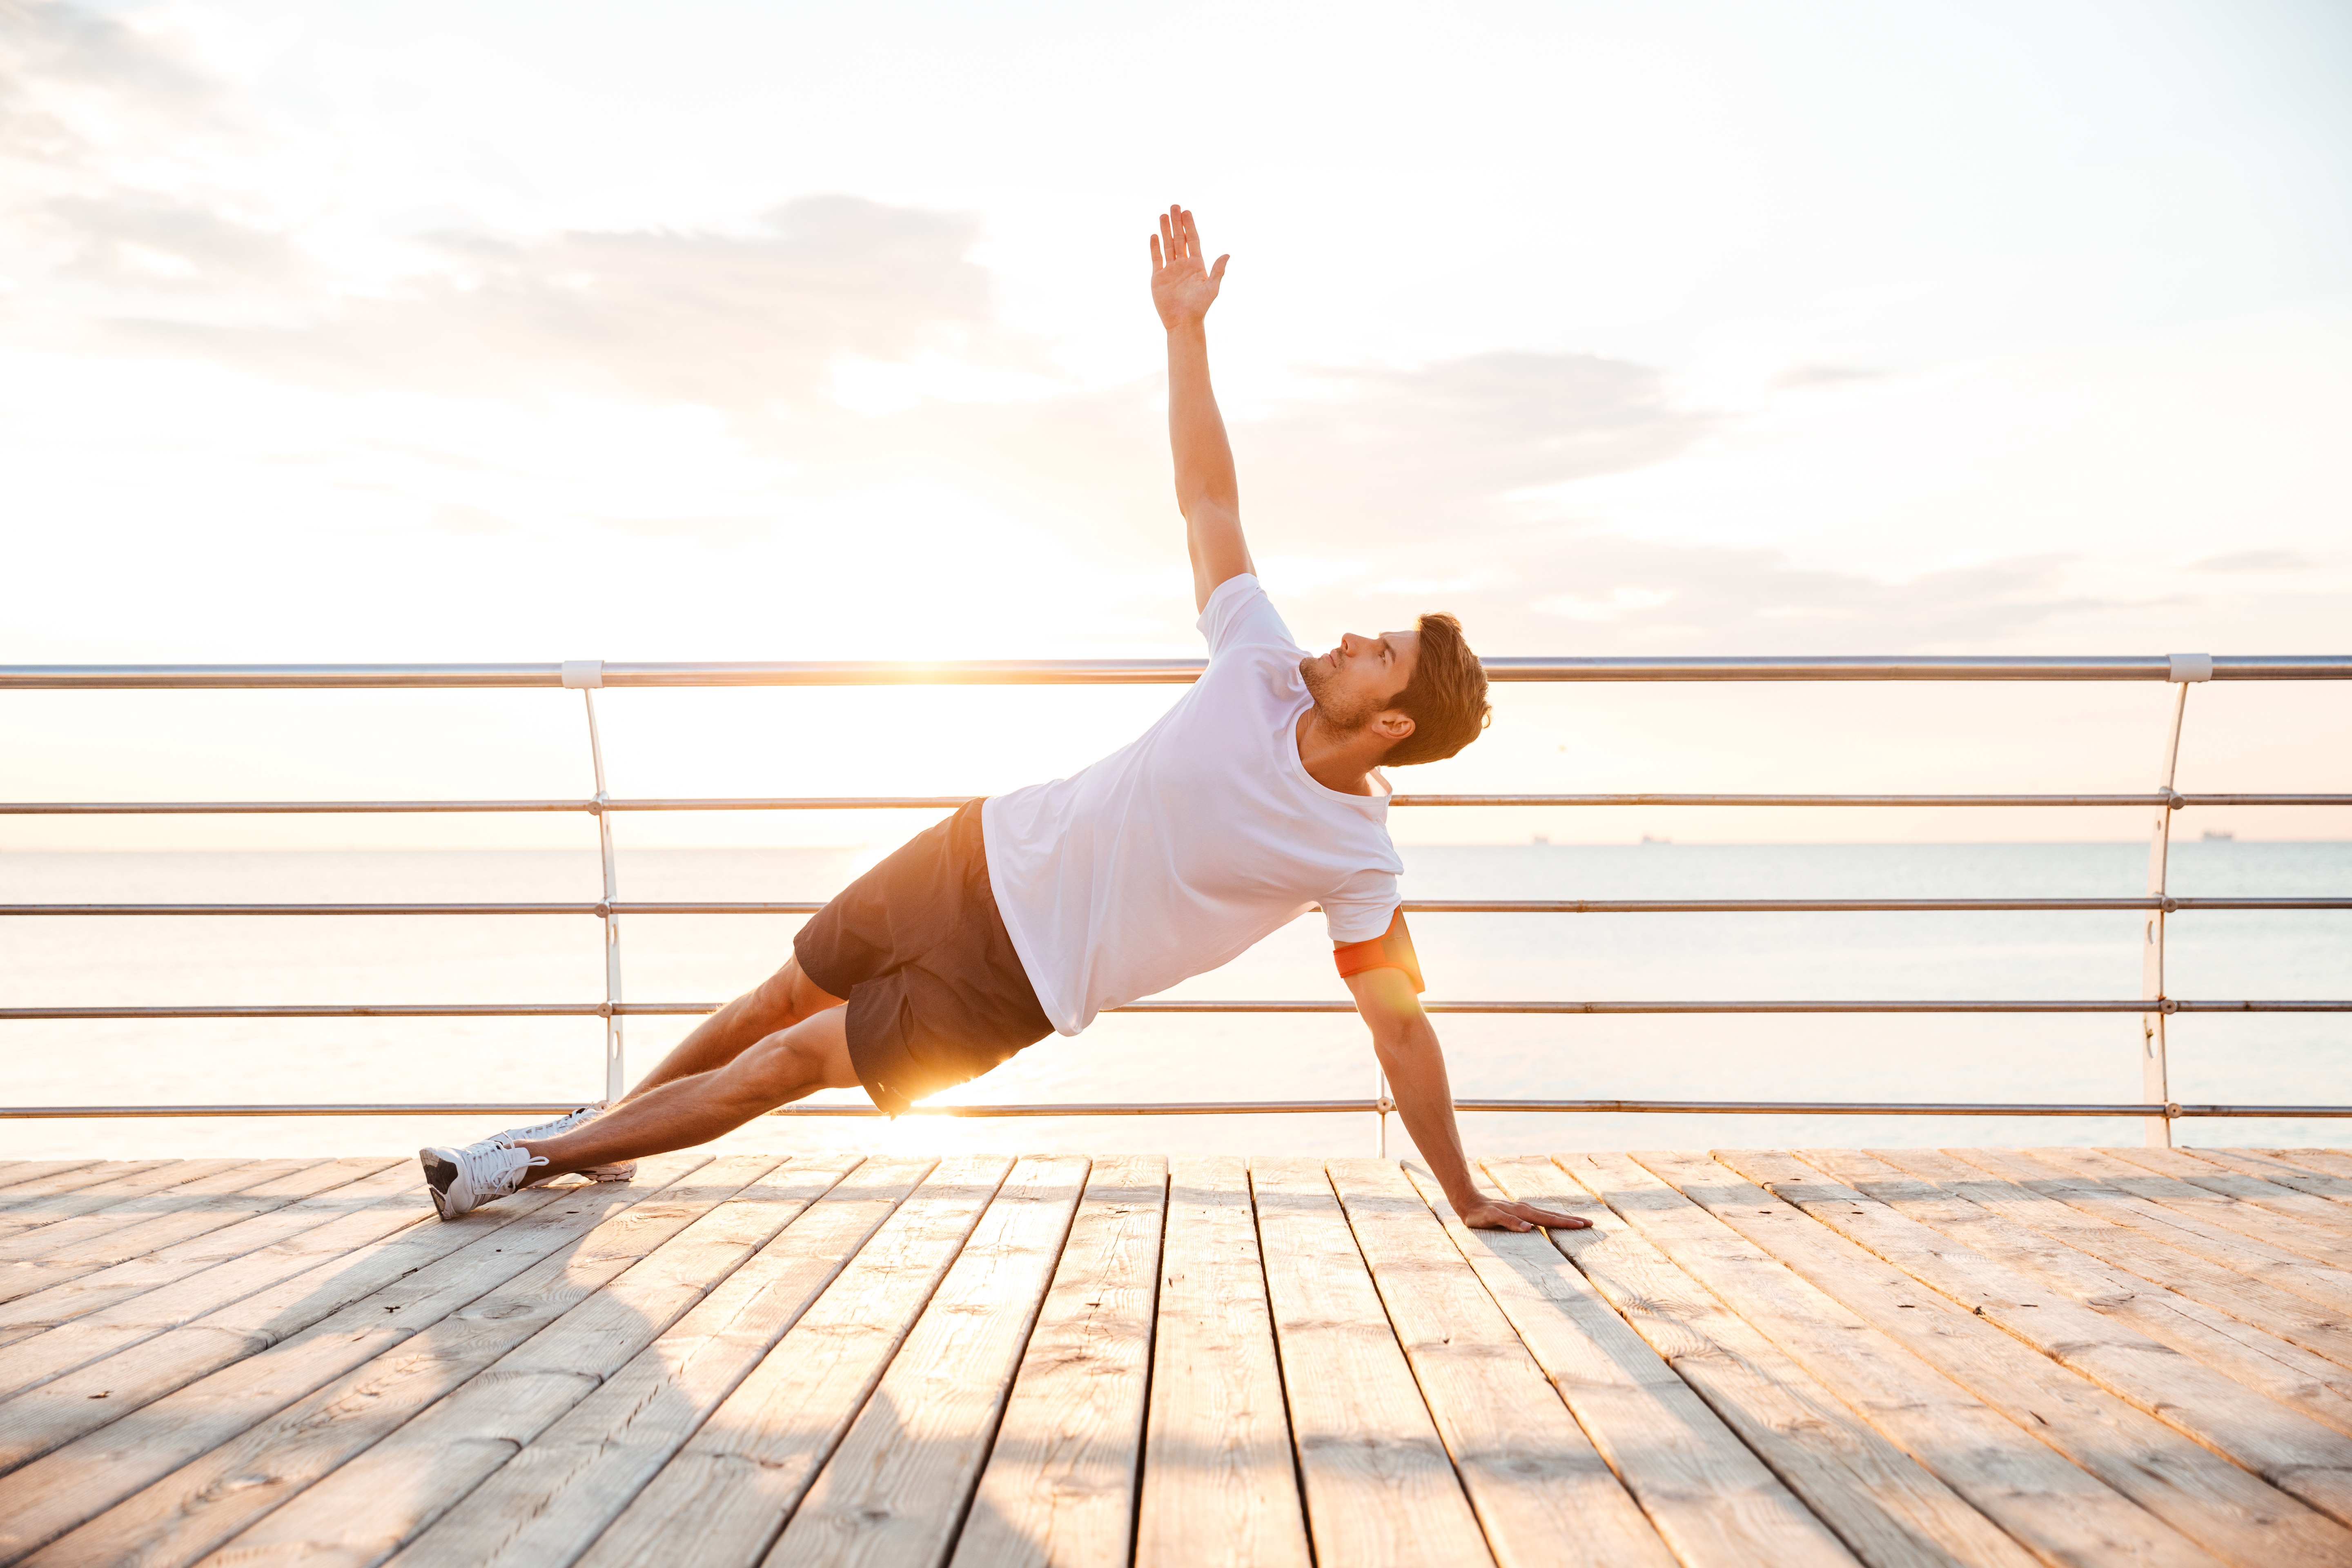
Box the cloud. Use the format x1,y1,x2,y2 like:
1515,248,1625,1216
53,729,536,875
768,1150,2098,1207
427,503,518,534
1254,352,1715,523
0,1,298,297
98,197,1005,414
589,512,777,542
1770,363,1885,391
3,9,1007,416
1,8,1717,573
0,2,219,162
1506,541,2124,649
753,346,2146,659
1229,490,2145,656
0,6,2154,663
41,188,309,291
750,347,1718,582
2189,548,2314,573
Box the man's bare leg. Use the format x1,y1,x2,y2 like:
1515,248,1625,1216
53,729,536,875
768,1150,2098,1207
612,956,846,1105
524,1004,860,1180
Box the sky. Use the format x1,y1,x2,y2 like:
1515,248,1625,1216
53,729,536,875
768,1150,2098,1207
2,0,2348,848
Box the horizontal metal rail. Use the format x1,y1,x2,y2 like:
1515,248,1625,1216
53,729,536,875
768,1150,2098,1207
7,897,2342,917
8,792,2350,815
7,998,2344,1021
11,653,2343,1137
5,1098,2348,1119
8,655,2352,688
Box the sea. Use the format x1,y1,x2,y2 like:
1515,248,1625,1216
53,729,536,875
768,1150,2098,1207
3,840,2346,1163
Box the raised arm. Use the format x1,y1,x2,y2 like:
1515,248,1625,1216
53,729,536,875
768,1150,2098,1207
1344,967,1592,1232
1150,204,1253,612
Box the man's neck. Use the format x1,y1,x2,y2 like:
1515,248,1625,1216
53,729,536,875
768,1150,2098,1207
1294,708,1386,796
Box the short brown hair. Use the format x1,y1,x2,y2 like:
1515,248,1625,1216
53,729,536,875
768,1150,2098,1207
1385,612,1490,766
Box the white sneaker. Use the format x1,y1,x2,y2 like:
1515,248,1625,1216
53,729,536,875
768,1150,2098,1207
420,1139,547,1220
491,1104,636,1183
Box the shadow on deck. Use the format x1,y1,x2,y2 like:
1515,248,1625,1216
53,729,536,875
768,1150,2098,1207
4,1144,2352,1566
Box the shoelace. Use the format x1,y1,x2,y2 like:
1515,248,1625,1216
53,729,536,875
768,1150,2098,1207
497,1105,599,1147
461,1142,546,1197
497,1105,633,1179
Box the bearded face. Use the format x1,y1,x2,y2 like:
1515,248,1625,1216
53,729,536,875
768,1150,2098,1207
1298,650,1390,733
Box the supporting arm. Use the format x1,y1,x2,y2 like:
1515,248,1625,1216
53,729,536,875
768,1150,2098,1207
1344,967,1590,1231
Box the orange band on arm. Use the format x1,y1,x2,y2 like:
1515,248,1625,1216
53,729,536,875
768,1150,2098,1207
1333,907,1423,994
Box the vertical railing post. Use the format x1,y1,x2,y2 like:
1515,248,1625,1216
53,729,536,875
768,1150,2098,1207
1376,1068,1391,1157
2141,653,2210,1147
564,661,625,1105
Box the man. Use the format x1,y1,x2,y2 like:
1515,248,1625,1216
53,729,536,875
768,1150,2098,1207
421,205,1585,1236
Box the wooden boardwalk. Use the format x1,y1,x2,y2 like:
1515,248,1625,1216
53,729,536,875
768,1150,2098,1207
5,1148,2352,1566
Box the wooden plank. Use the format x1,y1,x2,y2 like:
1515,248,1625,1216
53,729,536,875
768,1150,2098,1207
1132,1156,1310,1568
0,1159,377,1272
571,1155,1013,1568
2267,1150,2352,1181
1327,1160,1679,1568
1718,1149,2352,1529
2029,1147,2352,1280
0,1160,234,1240
0,1162,561,1452
0,1154,711,1560
953,1156,1167,1568
0,1161,171,1215
0,1158,394,1305
1806,1147,2352,1439
2100,1146,2352,1238
0,1167,566,1470
1893,1147,2352,1375
381,1157,938,1568
0,1159,418,1341
1951,1148,2352,1321
0,1162,101,1194
1543,1151,2193,1568
1461,1158,1866,1568
1247,1157,1492,1568
2174,1150,2352,1208
769,1154,1089,1568
0,1160,431,1400
138,1155,842,1568
0,1159,326,1265
1626,1149,2350,1568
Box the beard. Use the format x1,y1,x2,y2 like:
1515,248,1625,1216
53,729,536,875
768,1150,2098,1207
1298,651,1387,732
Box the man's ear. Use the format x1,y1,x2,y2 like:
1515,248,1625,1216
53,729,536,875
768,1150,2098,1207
1373,710,1415,742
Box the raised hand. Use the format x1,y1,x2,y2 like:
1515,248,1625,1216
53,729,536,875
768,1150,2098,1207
1149,204,1228,330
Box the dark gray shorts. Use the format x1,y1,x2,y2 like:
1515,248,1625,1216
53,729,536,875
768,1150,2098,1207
792,800,1053,1115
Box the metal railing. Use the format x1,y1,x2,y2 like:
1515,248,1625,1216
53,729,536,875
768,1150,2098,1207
5,653,2348,1149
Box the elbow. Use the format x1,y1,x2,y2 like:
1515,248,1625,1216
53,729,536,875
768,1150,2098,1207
1177,488,1238,523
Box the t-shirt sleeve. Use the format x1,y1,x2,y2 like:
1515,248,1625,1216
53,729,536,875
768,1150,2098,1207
1196,573,1298,660
1320,866,1401,947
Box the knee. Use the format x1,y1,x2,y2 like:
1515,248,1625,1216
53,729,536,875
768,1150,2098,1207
733,1033,809,1101
733,1023,855,1101
748,960,840,1031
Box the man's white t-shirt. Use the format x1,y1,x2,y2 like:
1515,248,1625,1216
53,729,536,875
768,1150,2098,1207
982,574,1403,1036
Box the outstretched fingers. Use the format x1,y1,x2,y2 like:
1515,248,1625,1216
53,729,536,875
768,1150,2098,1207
1148,203,1225,324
